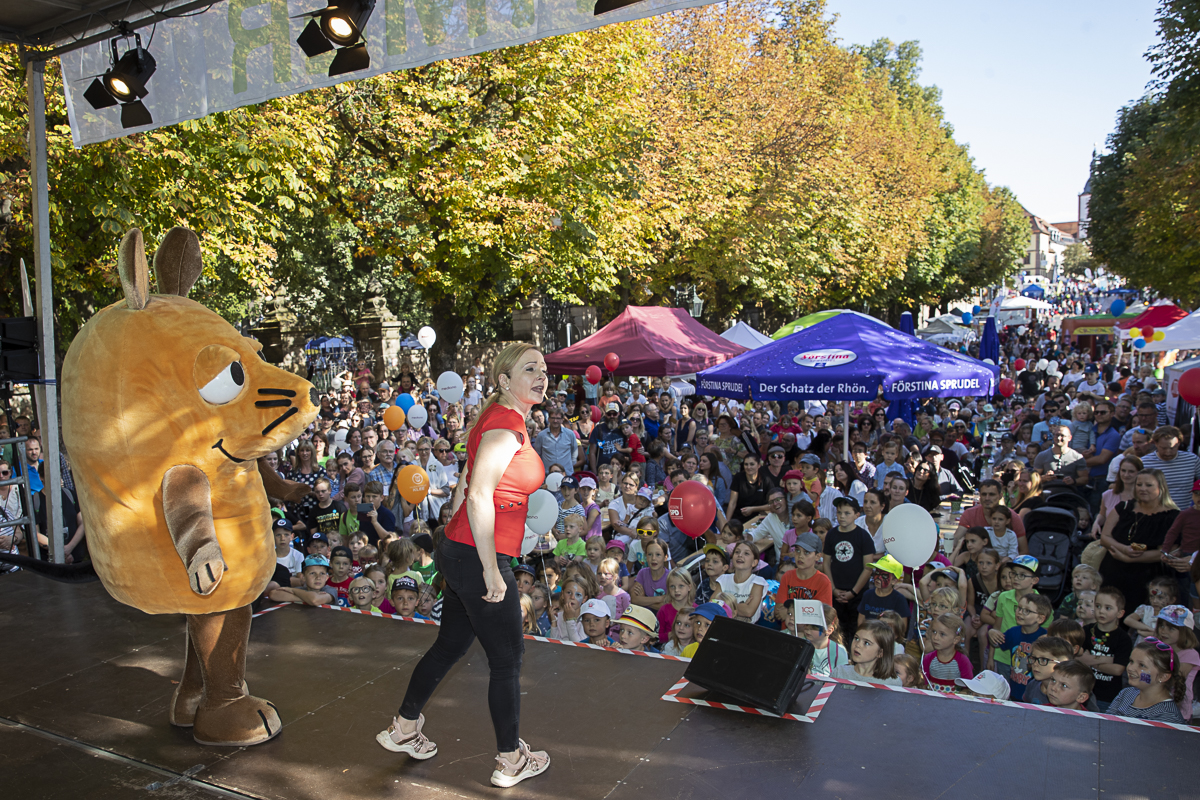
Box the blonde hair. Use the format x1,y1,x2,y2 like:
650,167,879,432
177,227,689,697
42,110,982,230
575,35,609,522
519,593,538,634
598,557,622,578
563,513,587,532
385,538,419,575
468,343,542,435
932,612,964,638
665,567,696,605
878,610,908,645
929,586,961,610
894,653,926,688
1071,563,1102,589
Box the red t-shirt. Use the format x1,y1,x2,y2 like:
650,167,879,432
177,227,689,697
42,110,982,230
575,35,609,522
958,504,1027,540
445,403,546,557
628,434,646,463
774,569,833,607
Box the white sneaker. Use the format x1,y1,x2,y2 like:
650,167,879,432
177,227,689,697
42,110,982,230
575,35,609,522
490,739,550,787
376,714,437,759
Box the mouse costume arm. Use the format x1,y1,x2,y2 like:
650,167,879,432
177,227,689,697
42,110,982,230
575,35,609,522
257,458,312,503
162,465,226,596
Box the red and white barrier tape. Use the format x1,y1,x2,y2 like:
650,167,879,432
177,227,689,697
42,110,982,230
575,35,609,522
252,603,290,618
660,678,836,723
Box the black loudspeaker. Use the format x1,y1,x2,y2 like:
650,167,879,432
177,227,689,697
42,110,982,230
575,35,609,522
0,317,41,383
683,616,815,716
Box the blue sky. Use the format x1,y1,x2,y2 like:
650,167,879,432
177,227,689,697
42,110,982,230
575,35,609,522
822,0,1160,223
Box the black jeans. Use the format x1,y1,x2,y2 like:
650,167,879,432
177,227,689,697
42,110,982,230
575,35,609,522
398,538,524,751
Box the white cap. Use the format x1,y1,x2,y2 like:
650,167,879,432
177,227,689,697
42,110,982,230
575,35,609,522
580,599,611,619
955,670,1010,701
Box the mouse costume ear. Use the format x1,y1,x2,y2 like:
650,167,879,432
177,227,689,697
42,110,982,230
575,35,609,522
154,227,203,298
118,228,150,310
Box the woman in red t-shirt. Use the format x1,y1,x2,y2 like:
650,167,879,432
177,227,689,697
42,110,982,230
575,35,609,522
379,344,551,788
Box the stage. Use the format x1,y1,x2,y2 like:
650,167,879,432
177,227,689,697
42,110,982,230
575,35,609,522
1,572,1194,800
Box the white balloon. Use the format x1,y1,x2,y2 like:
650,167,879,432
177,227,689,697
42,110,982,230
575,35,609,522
1017,326,1028,335
880,504,938,569
406,404,428,429
544,472,564,492
525,489,558,536
437,371,464,404
418,326,437,349
521,525,541,556
1048,360,1058,370
983,358,994,365
1036,359,1049,371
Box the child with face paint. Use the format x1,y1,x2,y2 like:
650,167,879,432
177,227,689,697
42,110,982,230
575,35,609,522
1106,638,1187,723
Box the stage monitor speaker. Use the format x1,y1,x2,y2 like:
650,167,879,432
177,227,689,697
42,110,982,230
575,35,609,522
683,616,815,716
0,317,41,383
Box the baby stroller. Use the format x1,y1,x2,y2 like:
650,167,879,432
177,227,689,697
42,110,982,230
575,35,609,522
1023,489,1084,606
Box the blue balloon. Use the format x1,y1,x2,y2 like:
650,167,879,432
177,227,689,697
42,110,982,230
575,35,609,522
397,393,416,412
962,312,973,325
1111,299,1126,317
1134,338,1147,349
972,304,981,315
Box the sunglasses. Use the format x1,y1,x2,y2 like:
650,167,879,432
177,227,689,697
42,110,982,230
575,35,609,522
1143,637,1175,669
435,448,451,454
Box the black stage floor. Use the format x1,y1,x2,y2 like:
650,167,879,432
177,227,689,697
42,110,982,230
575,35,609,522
1,571,1196,800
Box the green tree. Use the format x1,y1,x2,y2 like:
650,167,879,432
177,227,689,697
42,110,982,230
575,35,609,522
1062,241,1095,278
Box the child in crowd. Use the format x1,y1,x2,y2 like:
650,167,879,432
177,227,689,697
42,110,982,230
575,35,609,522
1154,605,1199,720
874,442,905,490
535,560,561,595
964,546,1001,660
986,507,1020,562
417,583,438,620
657,567,696,638
780,498,816,561
348,576,380,612
895,654,926,689
1068,401,1097,455
783,471,808,514
384,537,421,588
628,516,662,571
1044,660,1096,710
922,613,974,693
269,555,338,606
1000,593,1055,700
338,483,365,540
857,555,910,632
660,612,695,656
554,513,588,568
920,587,961,642
1107,639,1187,722
514,564,536,594
604,539,632,593
631,540,671,612
562,561,601,598
555,477,584,538
1125,576,1178,644
954,671,1010,701
718,541,769,623
680,603,728,658
357,544,379,572
811,517,833,553
1016,635,1076,706
582,536,606,574
797,454,824,501
823,496,875,639
347,531,369,574
774,531,832,612
577,478,603,541
1076,589,1097,626
615,607,659,652
879,611,910,656
306,531,332,561
1080,586,1133,711
550,576,591,642
273,519,304,584
579,599,613,646
387,576,423,618
1057,564,1102,620
1047,617,1088,656
696,543,729,605
595,464,618,508
597,558,632,622
519,594,538,634
325,546,355,607
832,619,901,686
982,555,1041,675
530,582,552,635
364,565,388,609
717,520,745,551
794,602,848,676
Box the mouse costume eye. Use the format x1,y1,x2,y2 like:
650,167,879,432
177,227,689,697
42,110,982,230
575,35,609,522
199,361,246,405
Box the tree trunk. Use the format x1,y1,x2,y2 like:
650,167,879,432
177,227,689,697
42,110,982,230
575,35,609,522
428,296,465,376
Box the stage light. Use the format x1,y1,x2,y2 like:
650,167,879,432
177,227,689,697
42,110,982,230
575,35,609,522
83,34,156,129
593,0,644,14
295,0,375,76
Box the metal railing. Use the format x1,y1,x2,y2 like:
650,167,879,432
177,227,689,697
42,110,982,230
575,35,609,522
0,435,42,562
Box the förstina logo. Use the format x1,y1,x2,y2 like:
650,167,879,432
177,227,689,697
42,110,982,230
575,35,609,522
793,349,857,369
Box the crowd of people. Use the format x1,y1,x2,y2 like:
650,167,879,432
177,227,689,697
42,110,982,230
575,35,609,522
6,304,1200,727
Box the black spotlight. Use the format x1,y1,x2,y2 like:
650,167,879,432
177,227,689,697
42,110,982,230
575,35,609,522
296,0,375,77
593,0,643,14
83,34,156,128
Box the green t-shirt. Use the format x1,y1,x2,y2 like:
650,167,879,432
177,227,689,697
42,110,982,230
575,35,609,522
415,559,438,587
993,588,1045,665
338,512,360,539
553,537,588,559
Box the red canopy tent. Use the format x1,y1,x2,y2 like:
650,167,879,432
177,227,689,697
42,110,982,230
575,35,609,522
1117,303,1187,330
544,306,747,376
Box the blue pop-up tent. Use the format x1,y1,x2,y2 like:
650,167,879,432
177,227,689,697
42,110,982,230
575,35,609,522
980,316,1001,365
697,311,999,457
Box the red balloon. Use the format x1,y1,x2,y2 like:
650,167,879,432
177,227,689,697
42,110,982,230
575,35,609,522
604,352,620,372
1014,358,1026,371
1141,326,1155,340
585,365,602,385
1179,368,1200,405
590,405,602,423
998,378,1016,398
668,481,717,538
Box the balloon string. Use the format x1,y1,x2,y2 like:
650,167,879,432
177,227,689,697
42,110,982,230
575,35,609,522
913,572,925,653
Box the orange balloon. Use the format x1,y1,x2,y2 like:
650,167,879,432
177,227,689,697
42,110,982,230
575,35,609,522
382,405,406,431
396,465,430,504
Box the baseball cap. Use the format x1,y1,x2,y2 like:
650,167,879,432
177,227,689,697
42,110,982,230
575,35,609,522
924,445,942,455
605,402,620,413
580,598,612,619
793,531,821,553
560,476,579,489
619,381,630,389
636,486,653,500
872,554,904,579
605,539,627,553
799,453,822,467
411,532,435,554
1158,605,1195,630
1000,433,1014,442
702,543,731,563
579,476,597,489
514,564,535,577
956,670,1010,701
391,575,419,594
689,602,729,623
302,555,330,570
1084,364,1099,373
768,444,786,455
983,404,995,413
618,605,659,637
273,518,293,532
307,531,330,546
783,469,805,483
330,546,352,561
1011,554,1039,575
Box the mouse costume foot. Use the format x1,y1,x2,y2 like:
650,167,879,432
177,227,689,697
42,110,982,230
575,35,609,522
186,606,281,746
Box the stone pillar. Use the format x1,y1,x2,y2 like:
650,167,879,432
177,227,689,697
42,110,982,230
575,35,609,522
511,295,543,349
251,290,307,374
348,279,404,385
568,305,597,341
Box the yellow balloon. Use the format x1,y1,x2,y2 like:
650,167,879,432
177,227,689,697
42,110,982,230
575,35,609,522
1130,328,1141,339
1155,330,1166,341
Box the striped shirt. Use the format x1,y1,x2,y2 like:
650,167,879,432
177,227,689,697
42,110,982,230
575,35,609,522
1140,451,1200,510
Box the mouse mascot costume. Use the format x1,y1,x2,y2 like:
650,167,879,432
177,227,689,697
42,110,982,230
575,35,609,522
51,227,317,746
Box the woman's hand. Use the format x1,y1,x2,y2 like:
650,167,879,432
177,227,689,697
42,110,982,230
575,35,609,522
482,566,507,604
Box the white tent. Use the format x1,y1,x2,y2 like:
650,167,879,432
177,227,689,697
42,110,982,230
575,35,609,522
1142,308,1200,352
1000,296,1053,311
721,321,774,349
916,317,975,344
